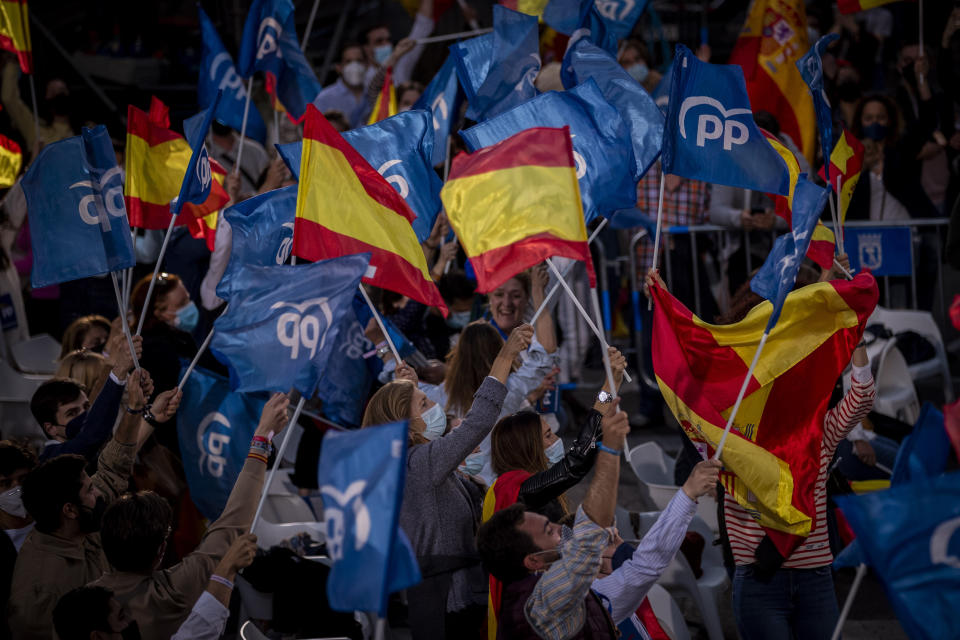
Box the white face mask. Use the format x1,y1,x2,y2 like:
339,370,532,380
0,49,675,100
446,310,471,329
373,44,394,65
460,451,485,476
0,487,26,519
626,62,649,84
341,61,366,87
545,438,565,465
419,403,447,441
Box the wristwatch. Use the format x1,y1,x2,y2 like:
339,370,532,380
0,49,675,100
596,390,613,405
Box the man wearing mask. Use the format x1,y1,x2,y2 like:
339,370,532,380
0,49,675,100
313,44,371,129
0,442,36,640
361,0,435,99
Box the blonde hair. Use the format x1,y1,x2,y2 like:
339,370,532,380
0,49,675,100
55,350,111,400
362,380,428,446
59,315,111,359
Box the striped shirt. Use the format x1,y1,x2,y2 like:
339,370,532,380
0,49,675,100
724,370,875,568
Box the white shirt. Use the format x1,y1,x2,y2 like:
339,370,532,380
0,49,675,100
868,171,910,221
4,522,33,552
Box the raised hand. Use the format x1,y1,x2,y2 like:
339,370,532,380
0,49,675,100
682,459,722,500
256,393,290,440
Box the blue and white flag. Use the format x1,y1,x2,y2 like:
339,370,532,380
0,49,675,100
750,175,829,331
319,421,421,614
561,39,663,180
449,32,493,111
23,125,135,288
797,33,839,186
177,365,268,520
217,184,297,300
413,54,462,167
236,0,322,120
351,292,418,361
276,110,443,242
835,472,960,640
468,5,540,121
891,403,953,485
460,78,635,223
314,304,376,427
211,254,370,395
651,59,674,113
172,91,222,215
545,0,650,42
198,5,267,143
662,44,791,195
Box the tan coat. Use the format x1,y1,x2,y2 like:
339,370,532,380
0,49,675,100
90,454,266,640
7,439,136,640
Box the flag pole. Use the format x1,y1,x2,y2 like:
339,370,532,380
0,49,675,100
236,77,254,176
713,330,769,458
374,617,386,640
135,214,178,336
443,134,453,180
456,0,481,30
830,563,867,640
300,0,322,51
111,272,141,370
416,28,492,45
27,74,40,159
530,218,609,325
273,108,280,148
827,184,842,256
917,0,925,85
648,172,666,310
358,283,402,364
836,175,845,249
177,322,219,391
250,395,306,535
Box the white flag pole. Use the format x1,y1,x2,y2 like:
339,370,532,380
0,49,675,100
236,77,254,176
530,218,608,325
300,0,322,51
416,28,492,45
135,214,177,336
110,272,141,370
250,395,306,534
713,330,769,458
177,324,218,391
648,172,667,310
830,564,868,640
358,284,402,364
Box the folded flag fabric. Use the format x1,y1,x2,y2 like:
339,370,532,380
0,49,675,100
838,0,899,15
651,272,878,556
0,0,31,74
314,302,376,427
293,105,448,314
173,93,222,215
468,5,540,122
0,132,21,187
319,420,421,615
367,67,397,125
441,126,595,293
450,32,493,110
413,54,463,167
184,163,229,251
890,403,953,485
797,33,839,184
23,125,135,288
545,0,649,42
499,0,549,18
818,129,864,223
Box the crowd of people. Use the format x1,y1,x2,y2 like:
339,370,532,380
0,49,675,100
0,1,957,639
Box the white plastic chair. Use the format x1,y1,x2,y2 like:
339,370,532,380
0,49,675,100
0,358,45,442
9,334,61,375
645,584,691,640
844,340,920,424
252,520,326,552
869,306,954,402
627,442,676,485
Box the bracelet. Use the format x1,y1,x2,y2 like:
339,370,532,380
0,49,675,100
250,441,272,456
377,344,392,358
210,574,234,590
125,405,145,415
252,435,271,445
596,443,621,456
247,451,269,465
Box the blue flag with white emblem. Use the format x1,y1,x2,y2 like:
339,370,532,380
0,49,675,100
177,365,268,520
198,5,267,143
662,44,791,195
413,54,463,167
460,78,635,223
545,0,649,42
236,0,321,120
211,254,370,395
172,92,222,215
216,184,297,301
835,473,960,640
450,32,492,113
797,33,839,186
561,39,663,180
314,303,376,427
750,175,829,331
23,126,135,288
276,110,442,242
319,420,421,614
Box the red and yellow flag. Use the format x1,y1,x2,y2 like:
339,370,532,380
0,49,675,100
730,0,816,164
0,132,21,187
499,0,549,18
293,104,447,314
441,126,595,293
185,161,228,251
818,129,864,223
367,67,397,126
0,0,31,74
652,272,878,557
124,97,230,230
838,0,900,15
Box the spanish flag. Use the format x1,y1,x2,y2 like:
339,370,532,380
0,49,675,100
652,272,878,556
441,126,595,293
481,470,530,640
0,132,21,187
818,129,864,223
838,0,899,15
124,97,229,230
0,0,31,74
499,0,549,18
367,67,397,126
293,104,447,314
730,0,816,164
185,161,228,252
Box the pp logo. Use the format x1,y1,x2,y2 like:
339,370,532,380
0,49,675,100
340,319,369,360
272,297,333,359
321,480,371,561
678,97,753,150
197,147,212,191
209,52,246,98
430,93,448,132
378,160,409,199
513,53,540,96
275,221,295,264
196,411,231,478
568,134,587,179
70,166,125,231
857,233,883,271
594,0,635,21
931,516,960,569
256,17,284,61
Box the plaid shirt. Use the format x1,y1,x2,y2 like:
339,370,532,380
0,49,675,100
633,163,710,272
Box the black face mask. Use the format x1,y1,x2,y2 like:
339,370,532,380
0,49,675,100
77,496,107,533
836,80,860,103
64,411,87,440
120,620,142,640
901,66,918,87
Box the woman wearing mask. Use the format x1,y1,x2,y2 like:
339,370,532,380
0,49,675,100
59,315,111,359
362,324,533,640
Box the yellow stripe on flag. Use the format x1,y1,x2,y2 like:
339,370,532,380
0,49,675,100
0,0,31,73
124,134,193,205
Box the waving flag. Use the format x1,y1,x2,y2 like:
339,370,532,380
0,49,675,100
468,6,540,122
838,0,899,15
450,32,493,110
0,133,21,187
461,79,635,223
198,5,267,144
442,127,594,293
797,33,839,184
125,97,230,229
0,0,31,73
178,365,268,520
184,162,229,251
367,67,397,125
835,473,960,640
546,0,649,42
818,129,864,222
173,93,222,215
293,106,447,314
730,0,815,163
413,54,463,167
662,44,791,195
561,39,663,180
500,0,549,17
237,0,322,121
319,421,421,614
23,126,135,287
211,254,370,395
652,272,878,557
890,404,954,485
314,303,376,427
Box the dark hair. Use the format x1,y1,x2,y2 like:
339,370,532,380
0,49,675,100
716,259,823,325
211,120,233,137
131,272,182,332
477,503,539,583
53,585,113,640
60,315,111,359
101,491,173,573
397,81,424,100
21,454,86,533
851,94,901,146
444,322,505,416
0,440,37,477
438,271,476,304
491,411,549,476
30,378,85,429
363,23,391,45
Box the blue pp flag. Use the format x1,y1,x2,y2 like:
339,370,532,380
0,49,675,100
891,403,952,485
750,175,829,331
237,0,321,120
461,78,635,223
835,473,960,640
177,365,268,520
172,92,222,215
351,293,417,361
314,304,375,427
319,420,421,614
662,44,791,195
467,6,540,121
216,185,296,300
211,254,370,395
414,55,463,167
198,5,267,143
450,32,493,113
561,39,663,180
546,0,649,42
24,125,135,288
276,110,443,242
797,33,839,187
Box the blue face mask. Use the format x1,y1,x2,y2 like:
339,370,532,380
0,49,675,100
373,44,393,66
446,310,471,330
174,301,199,332
862,122,888,142
460,451,486,476
626,62,649,84
419,403,447,441
545,438,565,465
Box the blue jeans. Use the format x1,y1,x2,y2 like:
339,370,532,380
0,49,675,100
733,565,840,640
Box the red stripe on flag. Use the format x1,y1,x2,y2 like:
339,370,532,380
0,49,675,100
468,233,595,294
127,103,183,147
125,198,189,230
448,126,576,179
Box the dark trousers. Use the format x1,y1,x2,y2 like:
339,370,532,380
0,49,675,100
733,565,840,640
